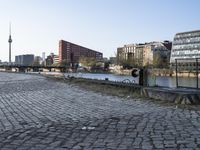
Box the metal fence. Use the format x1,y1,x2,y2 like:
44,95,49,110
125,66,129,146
175,58,200,89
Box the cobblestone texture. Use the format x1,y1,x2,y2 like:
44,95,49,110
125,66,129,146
0,72,200,149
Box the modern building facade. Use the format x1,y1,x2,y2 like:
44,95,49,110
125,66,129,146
42,52,45,62
15,54,34,66
59,40,103,65
33,56,42,65
117,41,172,67
170,30,200,69
53,55,59,64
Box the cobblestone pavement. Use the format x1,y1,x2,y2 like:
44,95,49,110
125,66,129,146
0,72,200,150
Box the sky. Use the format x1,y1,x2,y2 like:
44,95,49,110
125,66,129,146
0,0,200,62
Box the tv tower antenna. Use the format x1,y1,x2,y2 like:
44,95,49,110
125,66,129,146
8,23,12,64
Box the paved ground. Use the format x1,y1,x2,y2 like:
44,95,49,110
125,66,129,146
0,72,200,150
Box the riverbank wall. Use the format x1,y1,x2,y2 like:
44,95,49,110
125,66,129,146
45,73,200,105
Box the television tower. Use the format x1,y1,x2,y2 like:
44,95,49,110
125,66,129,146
8,23,12,64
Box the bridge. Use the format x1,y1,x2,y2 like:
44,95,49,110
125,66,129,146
0,65,67,72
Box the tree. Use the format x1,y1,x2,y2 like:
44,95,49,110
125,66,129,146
59,59,69,66
79,56,96,68
51,59,70,67
153,52,168,68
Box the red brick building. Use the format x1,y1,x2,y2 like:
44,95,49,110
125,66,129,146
59,40,103,64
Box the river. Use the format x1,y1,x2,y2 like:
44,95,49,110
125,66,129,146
63,72,199,88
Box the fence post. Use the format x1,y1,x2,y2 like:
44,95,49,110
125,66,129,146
175,59,178,88
196,58,199,89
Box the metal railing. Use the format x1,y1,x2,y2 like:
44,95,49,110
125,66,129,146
175,58,200,89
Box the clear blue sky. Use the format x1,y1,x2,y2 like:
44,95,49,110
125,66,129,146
0,0,199,62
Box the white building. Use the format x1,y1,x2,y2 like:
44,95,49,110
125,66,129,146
170,30,200,69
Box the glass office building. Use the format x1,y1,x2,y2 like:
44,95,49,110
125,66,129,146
15,54,34,66
170,30,200,69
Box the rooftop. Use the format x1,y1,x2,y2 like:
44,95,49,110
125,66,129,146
175,30,200,35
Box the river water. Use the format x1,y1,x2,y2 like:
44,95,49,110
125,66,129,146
64,72,199,88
